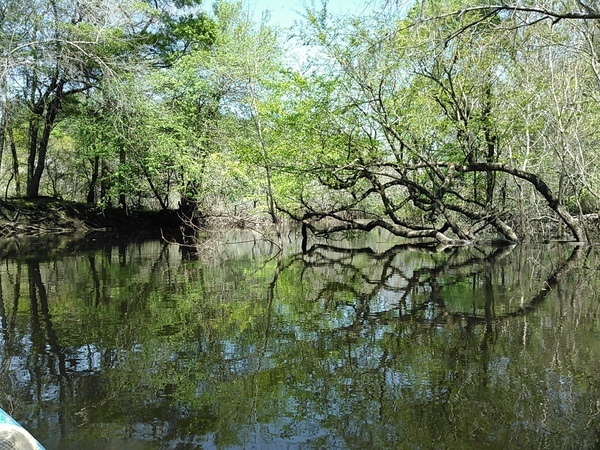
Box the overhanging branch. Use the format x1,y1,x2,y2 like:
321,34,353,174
436,3,600,43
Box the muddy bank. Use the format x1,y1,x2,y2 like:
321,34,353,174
0,197,185,238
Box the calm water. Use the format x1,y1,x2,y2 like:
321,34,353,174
0,230,598,449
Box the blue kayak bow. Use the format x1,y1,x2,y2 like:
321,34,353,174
0,407,45,450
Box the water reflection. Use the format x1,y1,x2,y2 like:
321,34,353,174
0,231,598,449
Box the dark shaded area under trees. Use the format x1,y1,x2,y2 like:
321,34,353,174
0,197,186,237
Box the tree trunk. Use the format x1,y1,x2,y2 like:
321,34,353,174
0,105,5,172
461,162,586,242
100,158,110,205
5,127,20,198
27,82,64,198
146,175,168,210
118,149,127,212
87,156,100,204
26,120,39,197
249,84,278,223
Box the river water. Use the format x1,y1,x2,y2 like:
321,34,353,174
0,229,598,449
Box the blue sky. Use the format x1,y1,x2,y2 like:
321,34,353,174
248,0,374,29
239,1,384,68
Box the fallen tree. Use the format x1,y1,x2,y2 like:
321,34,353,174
279,0,600,244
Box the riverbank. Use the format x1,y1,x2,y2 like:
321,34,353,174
0,197,184,238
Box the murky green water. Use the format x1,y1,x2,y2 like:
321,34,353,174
0,230,598,449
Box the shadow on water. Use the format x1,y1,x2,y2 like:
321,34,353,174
0,229,598,449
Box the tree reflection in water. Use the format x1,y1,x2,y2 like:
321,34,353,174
0,232,597,449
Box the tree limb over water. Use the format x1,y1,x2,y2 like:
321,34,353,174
282,158,587,244
285,0,600,244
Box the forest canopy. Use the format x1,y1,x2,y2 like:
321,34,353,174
1,0,600,243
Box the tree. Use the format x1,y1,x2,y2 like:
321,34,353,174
212,0,284,223
0,0,216,200
280,0,600,243
3,0,129,197
147,0,285,221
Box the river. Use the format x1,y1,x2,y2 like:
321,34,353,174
0,229,598,449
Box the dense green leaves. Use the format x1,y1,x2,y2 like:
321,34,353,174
2,0,600,242
278,0,600,242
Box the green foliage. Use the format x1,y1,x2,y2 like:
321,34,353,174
3,0,600,240
149,12,217,64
